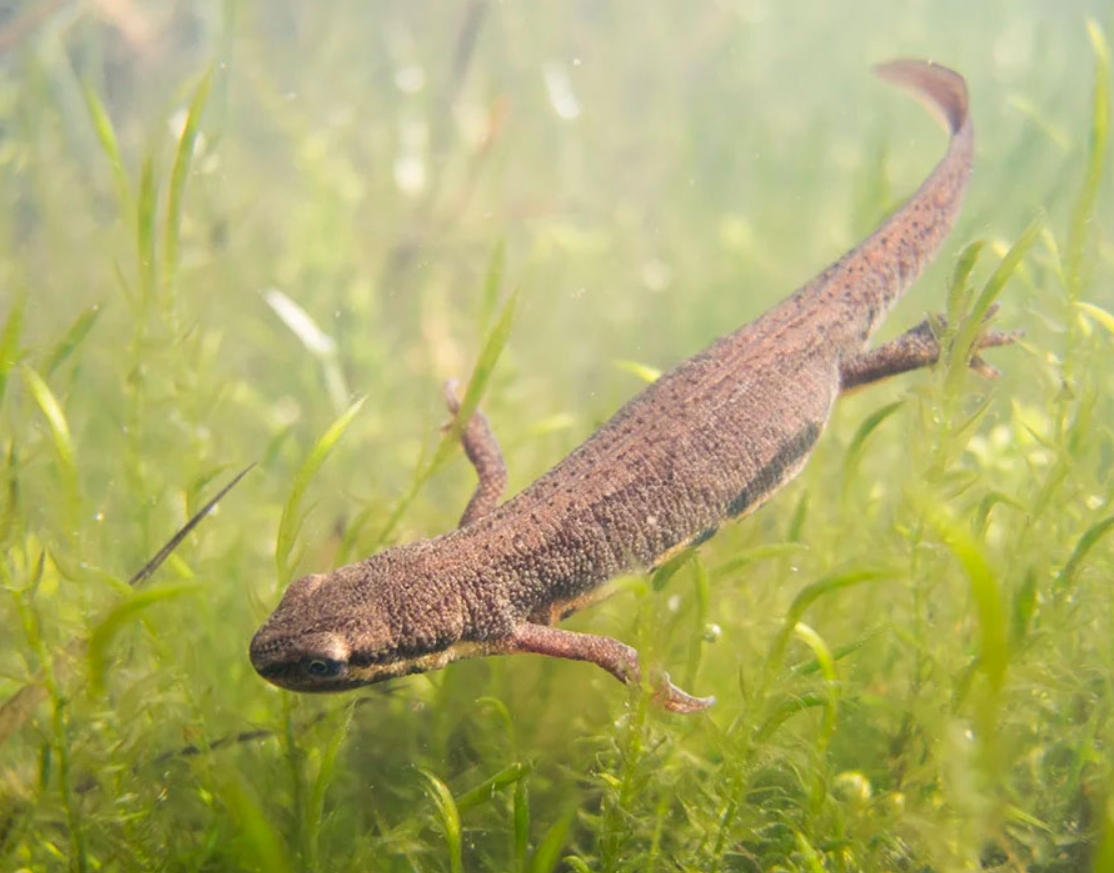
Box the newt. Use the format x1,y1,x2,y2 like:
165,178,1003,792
250,60,1014,712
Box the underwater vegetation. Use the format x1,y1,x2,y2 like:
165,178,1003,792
1,2,1113,871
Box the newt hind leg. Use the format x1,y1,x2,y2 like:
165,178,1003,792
840,309,1020,394
443,380,508,527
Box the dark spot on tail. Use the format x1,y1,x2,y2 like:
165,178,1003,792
728,423,823,518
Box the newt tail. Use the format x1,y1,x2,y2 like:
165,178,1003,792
250,60,1013,714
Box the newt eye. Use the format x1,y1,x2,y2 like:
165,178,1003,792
302,657,347,679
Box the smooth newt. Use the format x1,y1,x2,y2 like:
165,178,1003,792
250,60,1014,712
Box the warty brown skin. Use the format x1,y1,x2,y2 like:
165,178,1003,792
250,60,1013,712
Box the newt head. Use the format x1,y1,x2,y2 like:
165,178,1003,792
249,546,471,692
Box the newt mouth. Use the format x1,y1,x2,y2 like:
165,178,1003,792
251,656,367,693
248,626,356,691
249,627,490,692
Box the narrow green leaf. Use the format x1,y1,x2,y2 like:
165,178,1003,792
755,693,828,739
1039,226,1065,287
786,490,809,542
262,423,296,470
165,67,216,286
842,400,904,491
0,297,25,407
791,634,873,676
28,549,45,597
1094,795,1114,873
305,708,352,868
375,285,519,547
948,396,993,449
436,285,520,470
691,555,711,615
1011,569,1039,649
530,809,575,873
932,510,1008,702
44,305,101,376
137,155,159,304
793,622,839,750
711,542,805,581
525,413,576,438
276,397,366,584
972,219,1043,325
264,288,349,413
113,259,137,308
1076,301,1114,337
952,541,1005,689
784,567,892,628
418,769,463,873
650,547,695,591
1003,803,1052,832
39,742,51,791
0,441,19,546
1007,96,1071,150
794,623,837,687
794,830,827,873
513,777,530,872
684,556,712,688
613,359,662,384
87,583,198,693
220,781,295,873
479,238,506,333
457,761,530,813
947,240,985,323
764,567,891,681
129,464,254,588
1065,20,1111,299
1055,514,1114,591
946,217,1043,396
973,490,1027,535
81,83,132,214
21,366,76,486
475,696,517,750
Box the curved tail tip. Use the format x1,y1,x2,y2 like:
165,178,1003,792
875,58,969,134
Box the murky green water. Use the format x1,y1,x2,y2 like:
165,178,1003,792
2,2,1112,870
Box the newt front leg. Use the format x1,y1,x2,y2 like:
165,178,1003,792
444,380,508,526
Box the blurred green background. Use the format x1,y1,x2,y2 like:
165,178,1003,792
2,1,1113,871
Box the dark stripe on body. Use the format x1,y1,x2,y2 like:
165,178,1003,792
727,423,822,517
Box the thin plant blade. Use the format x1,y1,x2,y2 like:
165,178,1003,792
375,282,519,547
418,769,463,873
136,155,159,305
87,583,198,694
275,398,366,584
0,297,25,407
946,217,1043,396
82,81,132,214
44,305,101,377
20,365,76,491
164,66,216,287
128,463,255,588
1065,20,1111,298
